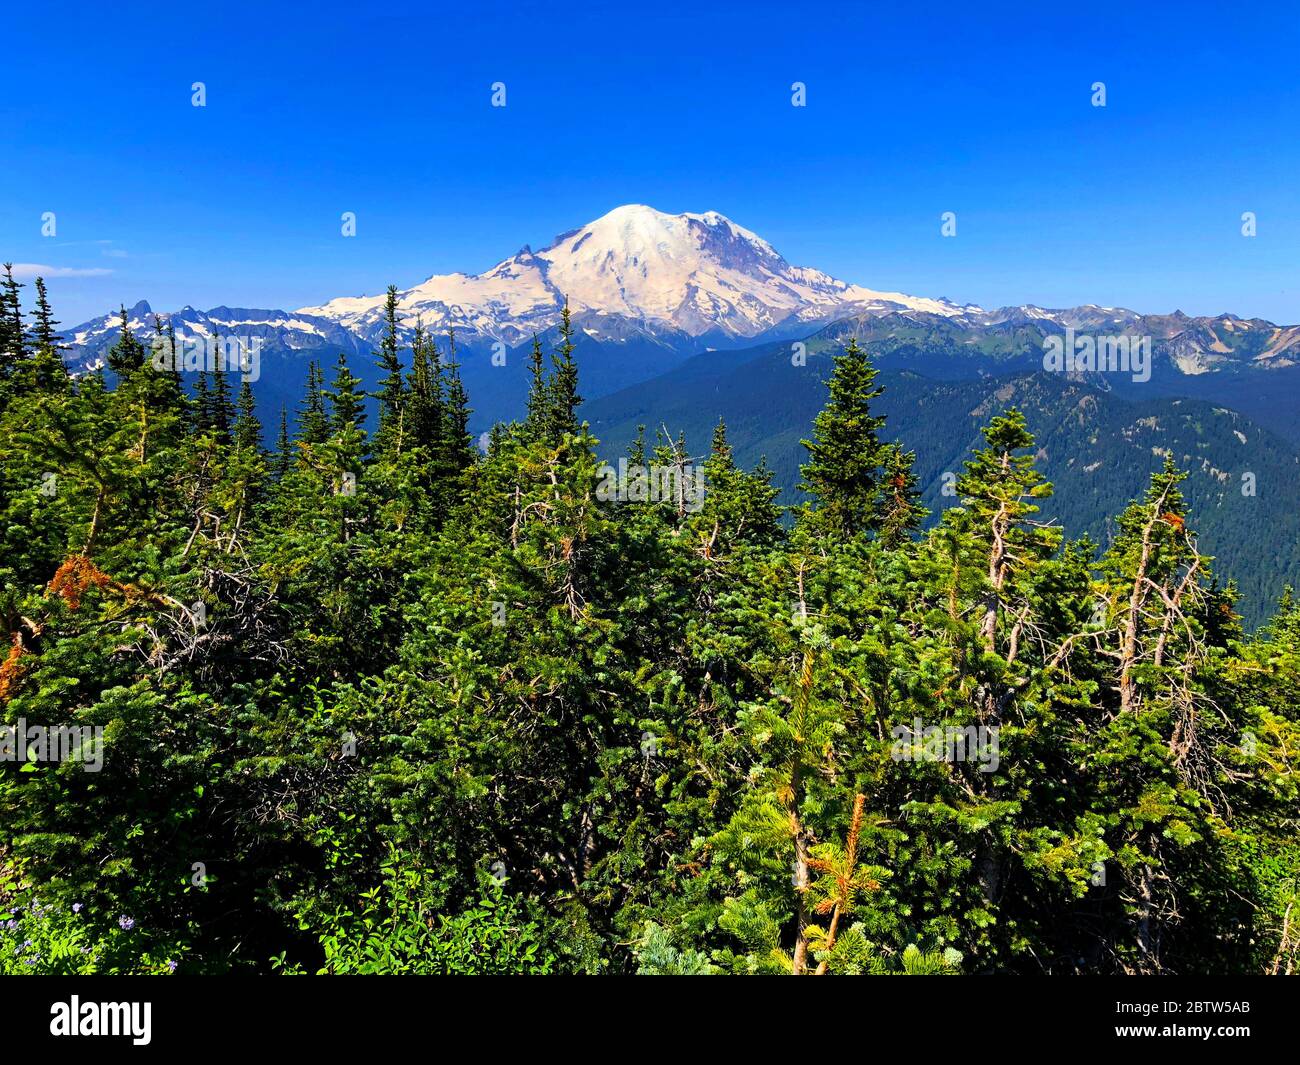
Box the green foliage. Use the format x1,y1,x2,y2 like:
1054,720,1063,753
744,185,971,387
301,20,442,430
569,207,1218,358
281,848,557,975
0,283,1296,977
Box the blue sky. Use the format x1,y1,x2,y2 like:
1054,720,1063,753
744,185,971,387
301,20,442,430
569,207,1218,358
5,0,1299,326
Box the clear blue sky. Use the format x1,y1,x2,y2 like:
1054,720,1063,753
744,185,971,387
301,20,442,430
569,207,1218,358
5,0,1299,326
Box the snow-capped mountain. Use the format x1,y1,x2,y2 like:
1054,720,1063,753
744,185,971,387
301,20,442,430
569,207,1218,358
297,204,980,346
63,205,1300,398
68,300,370,370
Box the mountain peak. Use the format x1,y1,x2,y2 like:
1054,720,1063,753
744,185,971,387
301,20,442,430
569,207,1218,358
296,205,963,344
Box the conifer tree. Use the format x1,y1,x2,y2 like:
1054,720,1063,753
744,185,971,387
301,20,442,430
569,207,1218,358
106,305,147,376
877,445,925,547
24,277,69,392
954,408,1057,650
234,380,264,453
525,334,548,434
273,405,292,477
327,351,366,433
207,332,236,446
439,329,473,474
29,277,64,353
374,285,406,454
0,263,26,371
406,323,444,454
544,302,582,441
691,418,782,556
299,361,330,444
798,339,891,538
193,364,213,434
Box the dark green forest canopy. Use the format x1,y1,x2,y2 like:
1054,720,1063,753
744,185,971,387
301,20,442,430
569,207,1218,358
1,283,1298,975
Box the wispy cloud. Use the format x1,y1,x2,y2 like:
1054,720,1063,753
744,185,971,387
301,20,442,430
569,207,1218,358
9,263,114,279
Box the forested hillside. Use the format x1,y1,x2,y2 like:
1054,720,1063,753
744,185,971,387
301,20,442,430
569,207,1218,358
2,278,1298,975
586,340,1300,626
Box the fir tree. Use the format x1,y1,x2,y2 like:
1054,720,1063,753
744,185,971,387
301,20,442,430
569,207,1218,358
439,329,473,474
544,301,582,441
0,262,26,371
299,361,330,444
406,323,444,454
234,380,264,453
525,334,548,434
29,277,64,353
273,405,292,477
877,445,925,548
106,305,147,376
25,277,69,392
798,339,891,538
374,284,406,455
954,407,1058,651
327,351,366,434
207,332,236,446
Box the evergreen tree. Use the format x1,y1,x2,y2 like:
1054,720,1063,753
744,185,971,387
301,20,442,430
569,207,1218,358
798,339,891,538
106,305,147,376
273,405,292,477
207,332,236,445
299,361,330,444
193,364,213,434
327,351,366,433
21,277,69,392
234,380,264,453
406,322,444,454
29,277,64,353
689,418,782,557
525,334,548,434
953,407,1058,651
0,262,26,371
877,445,925,547
374,284,406,454
439,329,473,474
544,302,582,441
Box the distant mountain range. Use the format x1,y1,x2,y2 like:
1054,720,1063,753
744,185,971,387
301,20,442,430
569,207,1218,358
65,204,1300,430
59,205,1300,621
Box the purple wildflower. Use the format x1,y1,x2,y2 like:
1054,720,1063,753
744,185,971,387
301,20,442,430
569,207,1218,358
72,903,83,914
117,915,135,931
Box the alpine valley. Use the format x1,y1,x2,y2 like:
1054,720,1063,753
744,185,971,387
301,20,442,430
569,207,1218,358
64,204,1300,622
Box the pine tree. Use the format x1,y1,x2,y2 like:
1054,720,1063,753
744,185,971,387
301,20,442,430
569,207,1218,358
406,322,444,454
690,418,782,556
25,277,69,391
544,301,582,441
106,305,147,376
525,334,548,434
327,351,366,433
374,285,406,454
208,334,235,447
954,408,1057,651
877,445,925,547
273,406,292,477
439,329,473,474
299,361,330,444
234,380,264,453
0,263,26,371
798,339,891,538
29,277,64,353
